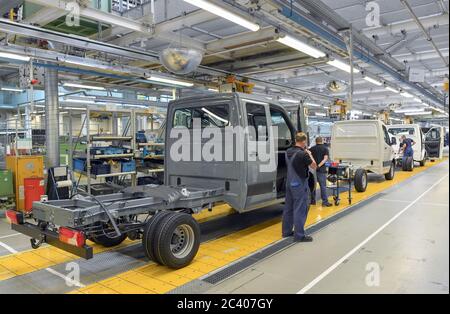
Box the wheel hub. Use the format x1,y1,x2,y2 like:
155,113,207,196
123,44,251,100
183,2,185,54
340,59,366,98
170,224,194,258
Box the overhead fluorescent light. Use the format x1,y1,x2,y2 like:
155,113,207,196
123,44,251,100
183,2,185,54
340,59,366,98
403,111,432,116
208,88,219,92
146,75,194,87
305,102,321,107
279,98,299,104
241,98,268,105
395,108,425,113
63,99,95,104
0,52,31,62
183,0,260,32
363,76,383,86
413,97,422,102
63,83,105,91
315,112,327,117
327,59,360,74
277,35,326,59
385,86,399,93
201,107,229,124
401,91,413,98
1,87,24,92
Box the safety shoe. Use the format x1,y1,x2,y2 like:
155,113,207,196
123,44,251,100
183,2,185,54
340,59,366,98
322,202,333,207
294,235,313,243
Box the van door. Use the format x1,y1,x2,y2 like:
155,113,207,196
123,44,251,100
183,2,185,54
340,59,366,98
244,101,277,210
382,125,393,171
424,127,444,159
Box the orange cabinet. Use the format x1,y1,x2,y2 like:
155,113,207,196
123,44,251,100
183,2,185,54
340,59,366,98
6,156,44,212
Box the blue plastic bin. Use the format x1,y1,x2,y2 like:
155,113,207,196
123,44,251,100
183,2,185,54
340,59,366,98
121,160,136,172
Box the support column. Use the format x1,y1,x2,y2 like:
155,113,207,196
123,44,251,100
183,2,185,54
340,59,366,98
44,67,60,168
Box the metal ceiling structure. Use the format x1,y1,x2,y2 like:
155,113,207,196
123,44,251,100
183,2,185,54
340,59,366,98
0,0,448,122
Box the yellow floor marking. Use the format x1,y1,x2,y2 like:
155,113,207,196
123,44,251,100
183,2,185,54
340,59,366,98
74,159,446,294
0,202,234,281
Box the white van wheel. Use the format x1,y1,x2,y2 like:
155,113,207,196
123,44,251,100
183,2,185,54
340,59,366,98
406,157,414,171
384,162,395,181
354,169,368,192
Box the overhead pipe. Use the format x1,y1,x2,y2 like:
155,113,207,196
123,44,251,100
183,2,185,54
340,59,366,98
400,0,449,67
44,67,60,168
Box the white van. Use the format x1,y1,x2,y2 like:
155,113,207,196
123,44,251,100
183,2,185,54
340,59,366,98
387,124,427,170
331,120,396,192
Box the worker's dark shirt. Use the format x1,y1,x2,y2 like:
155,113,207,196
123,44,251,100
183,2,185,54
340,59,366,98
310,144,329,173
286,146,313,179
402,138,413,149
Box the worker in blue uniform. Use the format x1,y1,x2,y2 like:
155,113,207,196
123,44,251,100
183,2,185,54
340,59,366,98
282,132,317,242
400,135,416,164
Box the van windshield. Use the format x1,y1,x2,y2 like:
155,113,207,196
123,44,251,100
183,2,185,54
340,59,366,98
388,127,415,136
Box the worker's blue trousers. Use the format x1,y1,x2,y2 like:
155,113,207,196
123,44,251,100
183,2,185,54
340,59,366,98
402,147,414,164
282,180,310,240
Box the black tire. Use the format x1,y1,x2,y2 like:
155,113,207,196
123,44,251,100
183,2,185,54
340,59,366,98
153,212,200,269
384,162,395,180
406,156,414,171
402,159,408,171
92,233,127,247
354,168,368,193
419,158,426,167
142,211,172,264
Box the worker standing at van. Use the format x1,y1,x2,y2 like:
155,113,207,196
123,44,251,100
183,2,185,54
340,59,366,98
400,135,416,164
310,137,332,207
283,132,317,242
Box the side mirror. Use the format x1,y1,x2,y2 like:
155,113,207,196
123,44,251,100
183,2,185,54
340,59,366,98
391,137,397,145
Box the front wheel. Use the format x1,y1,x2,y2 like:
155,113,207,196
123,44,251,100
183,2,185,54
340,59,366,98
384,162,395,180
354,168,368,192
419,158,426,167
152,212,200,269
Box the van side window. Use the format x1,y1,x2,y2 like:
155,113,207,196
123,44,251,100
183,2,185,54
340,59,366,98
173,104,230,129
270,107,294,149
382,125,391,145
246,103,268,141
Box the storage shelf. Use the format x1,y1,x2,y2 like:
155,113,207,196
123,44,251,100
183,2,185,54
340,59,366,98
74,170,136,179
138,142,165,147
90,135,133,141
74,153,135,159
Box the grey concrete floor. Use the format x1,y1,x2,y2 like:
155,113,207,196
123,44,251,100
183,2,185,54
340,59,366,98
204,160,449,294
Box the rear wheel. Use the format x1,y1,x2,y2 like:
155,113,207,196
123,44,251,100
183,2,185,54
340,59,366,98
419,158,426,167
354,169,368,192
153,212,200,269
384,162,395,180
406,157,414,171
142,211,172,264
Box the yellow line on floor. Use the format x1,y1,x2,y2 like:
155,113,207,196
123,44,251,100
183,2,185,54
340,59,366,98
72,159,447,294
0,204,235,282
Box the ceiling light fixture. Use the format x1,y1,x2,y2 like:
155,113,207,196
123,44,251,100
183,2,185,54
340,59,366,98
363,76,383,86
385,86,399,93
304,102,321,107
63,83,105,91
395,108,425,113
401,91,414,98
403,111,432,116
327,59,360,74
146,75,194,87
183,0,260,32
0,52,31,62
1,87,24,92
277,35,326,59
279,98,300,104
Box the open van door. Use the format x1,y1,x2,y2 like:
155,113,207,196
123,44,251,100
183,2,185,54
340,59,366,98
243,100,278,210
424,126,444,159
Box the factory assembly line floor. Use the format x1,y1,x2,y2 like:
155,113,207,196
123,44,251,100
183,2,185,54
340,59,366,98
0,159,448,294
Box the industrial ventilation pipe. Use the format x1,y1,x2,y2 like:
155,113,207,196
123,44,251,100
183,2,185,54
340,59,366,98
44,67,60,168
